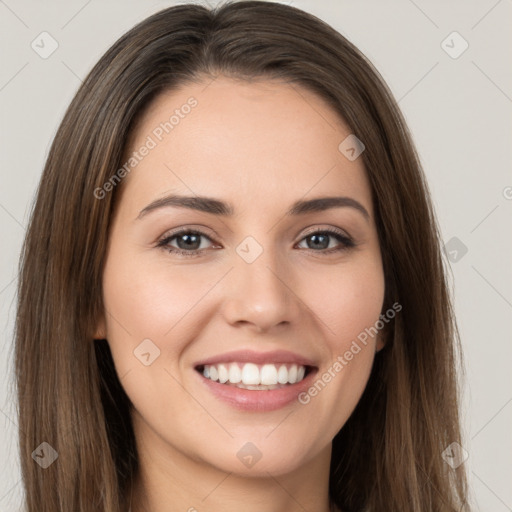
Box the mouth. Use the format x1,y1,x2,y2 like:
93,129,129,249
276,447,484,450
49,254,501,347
193,350,318,411
195,362,313,390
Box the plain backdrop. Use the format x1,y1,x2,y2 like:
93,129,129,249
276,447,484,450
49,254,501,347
1,1,511,510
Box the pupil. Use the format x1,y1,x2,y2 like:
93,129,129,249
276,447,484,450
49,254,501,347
310,234,328,249
178,233,200,250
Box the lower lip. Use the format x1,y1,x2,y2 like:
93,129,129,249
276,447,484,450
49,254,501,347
196,369,317,412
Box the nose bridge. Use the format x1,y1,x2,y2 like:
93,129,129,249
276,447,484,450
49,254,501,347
222,234,300,331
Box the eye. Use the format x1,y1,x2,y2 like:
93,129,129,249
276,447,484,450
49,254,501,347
157,229,217,258
296,228,356,253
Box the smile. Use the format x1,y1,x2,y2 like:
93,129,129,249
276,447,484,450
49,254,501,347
199,362,308,389
193,350,318,411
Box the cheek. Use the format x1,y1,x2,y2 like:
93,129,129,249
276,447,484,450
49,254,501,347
100,252,211,419
304,256,385,348
294,252,384,409
294,259,384,430
103,252,201,334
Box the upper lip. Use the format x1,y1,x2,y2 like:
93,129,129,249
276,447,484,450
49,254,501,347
194,349,317,368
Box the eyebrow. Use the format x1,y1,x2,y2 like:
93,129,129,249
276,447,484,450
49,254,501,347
136,194,370,222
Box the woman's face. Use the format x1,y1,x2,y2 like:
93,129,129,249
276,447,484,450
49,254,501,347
97,76,385,478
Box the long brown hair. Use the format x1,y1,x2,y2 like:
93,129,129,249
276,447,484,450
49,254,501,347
15,1,469,510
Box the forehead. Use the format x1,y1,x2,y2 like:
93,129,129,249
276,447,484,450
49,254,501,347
119,76,373,218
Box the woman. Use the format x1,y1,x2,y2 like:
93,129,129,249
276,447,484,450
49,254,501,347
15,1,469,511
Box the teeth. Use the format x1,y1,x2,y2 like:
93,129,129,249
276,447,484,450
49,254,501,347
228,363,242,383
209,365,218,381
218,364,229,383
241,363,260,385
260,364,278,385
277,365,288,384
288,364,298,384
201,362,308,387
237,383,280,390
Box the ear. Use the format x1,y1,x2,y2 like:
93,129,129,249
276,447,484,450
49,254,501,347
94,313,107,340
375,332,386,352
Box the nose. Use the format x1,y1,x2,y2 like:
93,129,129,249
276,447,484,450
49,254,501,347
220,246,302,333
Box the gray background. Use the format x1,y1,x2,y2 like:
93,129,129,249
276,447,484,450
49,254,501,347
1,0,511,510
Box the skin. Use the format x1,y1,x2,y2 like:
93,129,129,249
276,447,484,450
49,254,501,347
95,76,386,512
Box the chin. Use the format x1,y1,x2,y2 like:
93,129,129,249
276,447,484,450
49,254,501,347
195,436,321,478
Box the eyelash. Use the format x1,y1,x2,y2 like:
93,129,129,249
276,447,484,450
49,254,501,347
156,227,356,258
